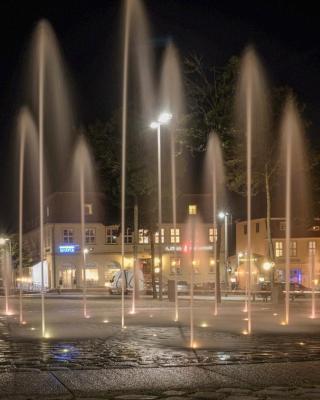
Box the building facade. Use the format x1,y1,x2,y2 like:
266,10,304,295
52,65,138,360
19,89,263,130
236,217,320,288
21,193,224,291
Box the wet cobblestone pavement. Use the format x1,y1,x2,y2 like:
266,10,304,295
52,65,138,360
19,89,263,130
2,315,320,372
73,386,320,399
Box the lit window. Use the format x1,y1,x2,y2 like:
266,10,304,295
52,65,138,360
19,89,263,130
85,203,93,216
155,228,165,244
170,228,180,244
139,229,149,244
256,223,260,233
209,228,217,243
209,258,215,273
188,204,197,215
63,229,73,244
280,221,286,231
83,268,99,282
170,258,181,274
85,228,96,244
106,228,117,244
308,241,316,256
192,260,200,274
275,241,283,257
290,241,297,257
124,228,133,244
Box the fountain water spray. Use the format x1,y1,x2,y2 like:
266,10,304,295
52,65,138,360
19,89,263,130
19,120,26,324
121,0,156,320
204,133,226,316
185,214,207,348
310,254,316,319
80,168,88,318
38,24,46,338
160,42,185,319
121,0,130,329
285,121,292,326
0,238,11,315
72,136,98,319
18,108,38,324
236,47,270,334
171,130,178,321
279,97,311,325
29,19,74,337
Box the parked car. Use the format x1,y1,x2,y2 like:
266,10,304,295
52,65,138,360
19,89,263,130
177,281,189,294
106,270,144,294
281,282,311,299
290,283,311,298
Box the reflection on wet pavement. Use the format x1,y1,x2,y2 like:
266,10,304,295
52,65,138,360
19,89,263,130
1,316,320,371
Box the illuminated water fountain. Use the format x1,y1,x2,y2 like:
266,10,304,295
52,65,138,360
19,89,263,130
72,136,98,319
204,133,226,316
160,42,185,321
279,97,311,325
236,47,270,334
27,19,75,337
121,0,156,327
18,107,38,324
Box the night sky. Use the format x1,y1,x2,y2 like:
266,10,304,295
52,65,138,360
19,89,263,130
0,0,319,231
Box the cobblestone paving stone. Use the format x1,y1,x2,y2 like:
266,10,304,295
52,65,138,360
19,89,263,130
2,314,320,399
7,385,318,399
1,387,320,399
2,316,320,372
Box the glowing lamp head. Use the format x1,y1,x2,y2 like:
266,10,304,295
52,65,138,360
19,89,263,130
150,121,159,129
218,211,225,219
154,267,160,274
158,112,172,124
238,252,244,258
262,261,273,271
0,237,8,245
83,248,89,255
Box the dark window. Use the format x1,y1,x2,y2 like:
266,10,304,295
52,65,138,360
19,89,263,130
256,223,260,233
244,224,247,235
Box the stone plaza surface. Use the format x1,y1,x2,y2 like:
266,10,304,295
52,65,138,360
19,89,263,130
0,296,320,398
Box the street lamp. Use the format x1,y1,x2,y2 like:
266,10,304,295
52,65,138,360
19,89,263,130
219,211,230,289
262,261,274,271
0,237,9,245
150,112,172,300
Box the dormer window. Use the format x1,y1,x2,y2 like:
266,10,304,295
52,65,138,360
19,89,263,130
85,204,93,216
188,204,197,215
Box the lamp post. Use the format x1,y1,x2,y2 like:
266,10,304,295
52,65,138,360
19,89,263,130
219,211,230,290
150,112,172,300
0,236,12,315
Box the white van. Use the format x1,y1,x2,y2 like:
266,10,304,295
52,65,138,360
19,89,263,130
106,269,144,294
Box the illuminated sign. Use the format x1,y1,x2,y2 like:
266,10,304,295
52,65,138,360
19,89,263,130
165,245,213,252
58,245,80,254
